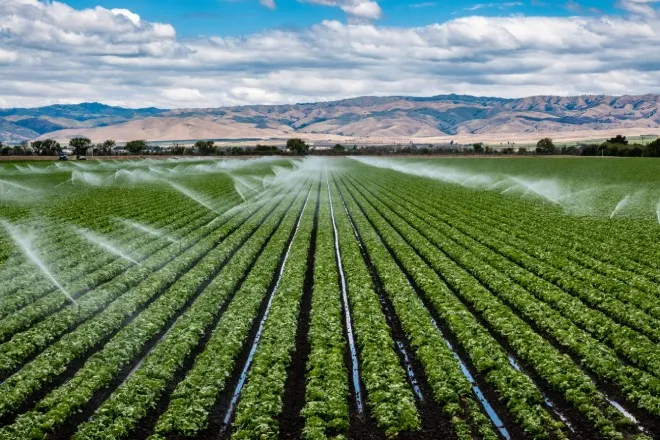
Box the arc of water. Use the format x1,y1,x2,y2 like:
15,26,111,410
1,221,77,306
168,182,220,214
0,179,34,192
117,218,178,243
78,228,139,264
610,194,631,219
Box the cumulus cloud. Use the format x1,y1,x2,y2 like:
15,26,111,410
617,0,660,16
291,0,382,20
160,88,207,103
259,0,277,10
2,0,660,108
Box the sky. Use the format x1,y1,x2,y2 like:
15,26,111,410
1,0,659,108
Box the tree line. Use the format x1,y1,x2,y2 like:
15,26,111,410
529,135,660,157
2,135,659,158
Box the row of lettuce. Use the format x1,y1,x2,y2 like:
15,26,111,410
0,178,239,323
1,161,657,440
349,167,660,419
335,163,658,439
0,184,289,435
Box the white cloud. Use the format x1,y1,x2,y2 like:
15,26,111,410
465,2,523,11
229,87,283,104
2,0,660,109
160,88,206,103
259,0,277,10
110,8,141,25
299,0,382,20
410,2,436,8
617,0,660,17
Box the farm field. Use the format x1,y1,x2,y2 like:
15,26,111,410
0,156,659,440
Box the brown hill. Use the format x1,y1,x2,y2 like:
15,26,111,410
1,94,658,144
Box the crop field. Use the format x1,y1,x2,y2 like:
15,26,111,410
0,156,659,440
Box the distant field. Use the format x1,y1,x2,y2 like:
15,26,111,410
0,157,658,440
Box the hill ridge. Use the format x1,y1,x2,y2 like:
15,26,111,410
1,94,659,144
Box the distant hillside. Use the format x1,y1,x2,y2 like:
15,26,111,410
0,103,166,143
1,95,659,144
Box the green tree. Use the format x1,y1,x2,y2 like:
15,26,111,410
647,138,660,157
333,143,345,152
472,142,484,153
126,140,147,154
286,138,309,155
194,140,216,155
42,139,61,155
69,137,92,156
607,135,628,145
536,138,555,155
30,140,44,155
97,140,115,155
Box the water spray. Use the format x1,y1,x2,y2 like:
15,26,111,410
1,220,78,307
610,194,632,219
78,228,140,264
117,218,179,243
168,182,220,214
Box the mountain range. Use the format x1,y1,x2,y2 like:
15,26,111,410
1,94,659,145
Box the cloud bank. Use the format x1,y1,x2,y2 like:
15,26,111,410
1,0,660,108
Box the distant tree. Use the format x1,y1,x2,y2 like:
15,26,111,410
286,138,309,156
96,139,115,155
171,143,185,155
536,138,555,155
194,140,216,155
517,147,528,155
472,142,484,153
69,137,92,156
607,135,628,145
647,138,660,157
40,139,61,155
126,140,147,154
31,140,44,155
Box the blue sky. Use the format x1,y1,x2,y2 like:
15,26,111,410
62,0,619,37
1,0,659,108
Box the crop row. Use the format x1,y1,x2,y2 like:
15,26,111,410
356,173,660,377
0,203,222,332
151,184,313,437
334,176,564,440
300,180,350,440
0,191,178,295
410,169,660,286
329,177,421,436
391,175,660,320
337,173,640,440
0,178,232,284
68,186,308,440
0,190,283,421
352,172,660,418
230,182,318,439
0,184,299,439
